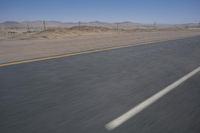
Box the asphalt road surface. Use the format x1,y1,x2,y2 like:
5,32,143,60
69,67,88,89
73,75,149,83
0,36,200,133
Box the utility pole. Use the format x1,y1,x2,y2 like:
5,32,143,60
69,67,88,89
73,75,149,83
153,22,157,29
27,24,30,32
78,21,81,30
43,20,46,31
116,23,119,32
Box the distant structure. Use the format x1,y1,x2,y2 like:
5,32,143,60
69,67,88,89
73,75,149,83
27,24,30,32
78,21,81,30
116,23,119,32
43,20,46,31
153,22,157,29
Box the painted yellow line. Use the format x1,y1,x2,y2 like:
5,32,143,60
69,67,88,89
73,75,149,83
0,36,192,68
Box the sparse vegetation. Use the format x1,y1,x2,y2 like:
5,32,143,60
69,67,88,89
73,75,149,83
0,21,200,40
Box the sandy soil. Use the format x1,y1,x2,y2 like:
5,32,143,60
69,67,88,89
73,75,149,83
0,29,200,64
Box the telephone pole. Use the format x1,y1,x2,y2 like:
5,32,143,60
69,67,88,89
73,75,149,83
43,20,46,31
78,21,81,30
116,23,119,32
153,22,157,29
27,24,30,32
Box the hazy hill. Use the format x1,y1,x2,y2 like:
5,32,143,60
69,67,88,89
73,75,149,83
0,21,199,30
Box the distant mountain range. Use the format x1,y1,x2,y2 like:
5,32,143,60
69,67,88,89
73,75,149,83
0,21,199,29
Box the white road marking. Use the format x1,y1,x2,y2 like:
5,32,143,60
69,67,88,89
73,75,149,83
105,66,200,130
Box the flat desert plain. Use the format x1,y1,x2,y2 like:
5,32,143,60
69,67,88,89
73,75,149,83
0,28,200,64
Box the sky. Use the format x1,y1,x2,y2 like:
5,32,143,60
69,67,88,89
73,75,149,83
0,0,200,24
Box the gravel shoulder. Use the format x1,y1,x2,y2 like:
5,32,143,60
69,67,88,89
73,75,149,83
0,30,200,64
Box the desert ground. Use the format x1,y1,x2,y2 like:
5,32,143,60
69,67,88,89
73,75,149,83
0,24,200,64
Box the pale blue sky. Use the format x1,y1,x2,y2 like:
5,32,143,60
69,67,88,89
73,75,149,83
0,0,200,24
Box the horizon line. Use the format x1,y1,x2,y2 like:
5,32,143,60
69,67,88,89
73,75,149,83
0,20,200,25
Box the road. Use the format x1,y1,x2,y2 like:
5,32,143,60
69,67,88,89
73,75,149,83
0,36,200,133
